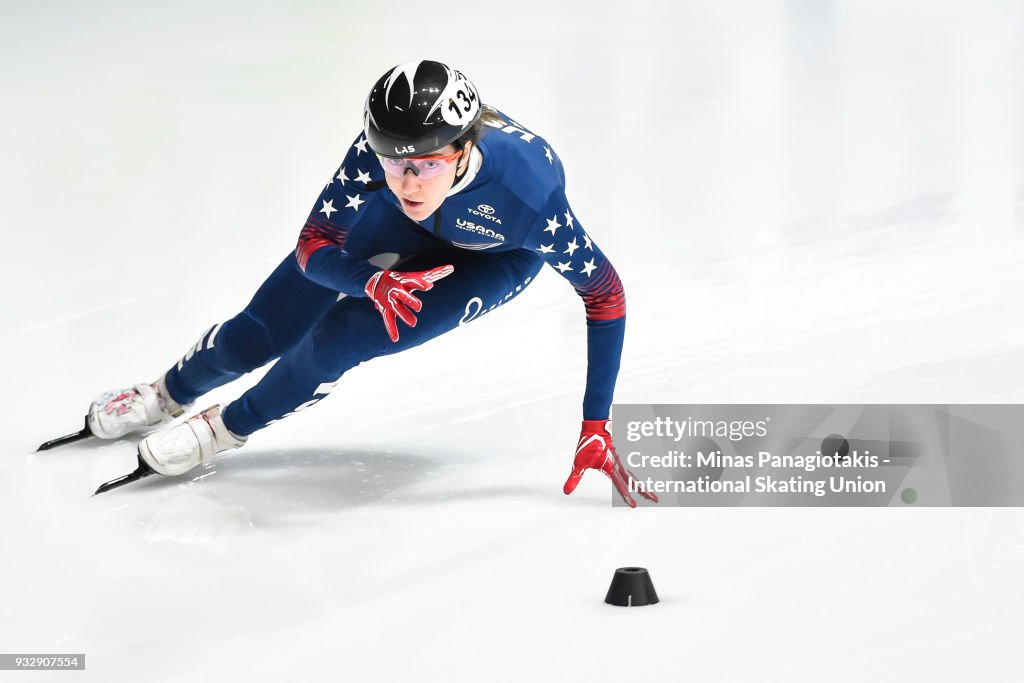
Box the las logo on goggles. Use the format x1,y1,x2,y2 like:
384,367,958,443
377,149,464,180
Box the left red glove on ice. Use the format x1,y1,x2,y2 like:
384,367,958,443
563,420,659,508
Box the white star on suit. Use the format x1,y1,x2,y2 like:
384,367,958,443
581,258,597,277
353,137,369,155
543,215,562,235
564,210,574,229
537,244,555,254
345,194,364,211
564,237,579,256
355,169,372,184
319,199,337,219
336,167,350,185
544,146,554,164
555,261,573,273
583,233,593,250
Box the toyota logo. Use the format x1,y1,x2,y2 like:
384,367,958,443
477,204,496,214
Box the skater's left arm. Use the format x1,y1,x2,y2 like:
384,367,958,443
521,189,626,421
521,190,657,506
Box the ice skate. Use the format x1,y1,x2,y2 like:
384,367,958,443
87,375,189,439
94,405,246,495
137,404,246,477
38,375,190,451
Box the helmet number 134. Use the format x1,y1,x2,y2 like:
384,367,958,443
449,88,476,120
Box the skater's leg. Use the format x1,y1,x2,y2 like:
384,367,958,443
84,254,339,440
221,248,544,436
162,254,339,405
87,199,428,444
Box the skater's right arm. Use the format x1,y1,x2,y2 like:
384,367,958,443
293,134,382,296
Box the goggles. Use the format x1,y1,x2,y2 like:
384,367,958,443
377,149,464,180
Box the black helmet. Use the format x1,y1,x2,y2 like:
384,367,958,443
364,60,482,158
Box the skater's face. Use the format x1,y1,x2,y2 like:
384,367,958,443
384,143,472,221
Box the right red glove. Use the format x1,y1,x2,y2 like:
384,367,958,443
364,265,454,342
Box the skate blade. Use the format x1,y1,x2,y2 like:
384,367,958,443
36,417,93,452
93,454,157,495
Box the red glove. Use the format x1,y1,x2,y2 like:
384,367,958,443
365,265,455,342
563,420,659,507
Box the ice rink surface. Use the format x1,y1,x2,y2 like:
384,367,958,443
2,1,1023,680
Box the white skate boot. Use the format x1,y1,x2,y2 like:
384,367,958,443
138,405,246,477
87,375,189,439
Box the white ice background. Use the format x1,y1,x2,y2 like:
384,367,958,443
2,1,1023,681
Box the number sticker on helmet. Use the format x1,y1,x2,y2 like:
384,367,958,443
438,70,480,128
